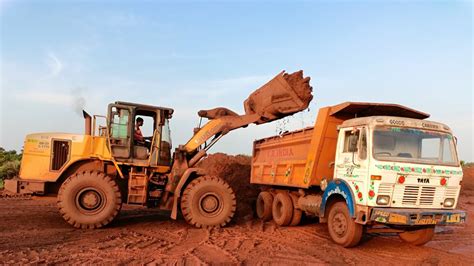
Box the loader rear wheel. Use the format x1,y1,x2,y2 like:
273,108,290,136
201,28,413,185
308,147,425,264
181,176,236,228
256,191,273,221
57,171,122,229
272,192,293,226
399,226,435,246
327,201,363,247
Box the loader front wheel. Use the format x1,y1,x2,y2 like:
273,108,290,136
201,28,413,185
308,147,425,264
57,171,122,229
181,176,236,228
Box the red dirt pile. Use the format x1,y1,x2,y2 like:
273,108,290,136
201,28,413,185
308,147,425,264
461,165,474,195
283,70,313,103
197,153,258,221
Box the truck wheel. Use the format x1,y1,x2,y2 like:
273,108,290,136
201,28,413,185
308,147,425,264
57,171,122,229
289,194,302,226
181,176,236,228
327,201,362,247
399,226,435,246
256,191,273,221
272,192,293,226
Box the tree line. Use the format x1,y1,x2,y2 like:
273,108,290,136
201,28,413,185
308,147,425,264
0,147,22,181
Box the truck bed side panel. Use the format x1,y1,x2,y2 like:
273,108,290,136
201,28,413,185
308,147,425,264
251,127,313,188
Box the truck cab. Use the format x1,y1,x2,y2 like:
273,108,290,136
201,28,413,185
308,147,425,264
335,116,464,225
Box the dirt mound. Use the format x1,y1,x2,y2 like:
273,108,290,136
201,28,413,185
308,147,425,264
461,166,474,195
197,153,258,221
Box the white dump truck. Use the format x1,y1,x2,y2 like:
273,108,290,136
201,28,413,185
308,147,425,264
251,102,466,247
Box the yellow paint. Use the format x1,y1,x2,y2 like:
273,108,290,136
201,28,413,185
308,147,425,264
183,119,224,153
19,133,113,182
446,214,461,223
415,218,437,225
388,213,407,224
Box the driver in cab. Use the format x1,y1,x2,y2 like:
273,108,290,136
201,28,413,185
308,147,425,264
134,117,151,149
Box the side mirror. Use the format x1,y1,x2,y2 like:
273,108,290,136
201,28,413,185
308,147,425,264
348,134,359,153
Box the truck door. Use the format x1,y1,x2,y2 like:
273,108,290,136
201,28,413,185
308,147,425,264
335,127,369,204
108,104,133,160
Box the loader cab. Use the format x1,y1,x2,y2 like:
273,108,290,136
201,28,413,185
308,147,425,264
107,101,173,167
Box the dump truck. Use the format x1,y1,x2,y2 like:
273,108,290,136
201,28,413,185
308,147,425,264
5,70,313,229
251,102,466,247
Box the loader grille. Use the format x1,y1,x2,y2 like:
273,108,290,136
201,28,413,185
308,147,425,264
52,140,70,170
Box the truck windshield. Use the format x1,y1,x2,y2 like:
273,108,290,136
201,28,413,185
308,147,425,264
373,127,458,166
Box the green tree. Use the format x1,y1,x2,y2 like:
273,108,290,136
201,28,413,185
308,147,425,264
0,147,22,180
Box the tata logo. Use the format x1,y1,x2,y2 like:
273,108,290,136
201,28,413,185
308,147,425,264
417,178,430,183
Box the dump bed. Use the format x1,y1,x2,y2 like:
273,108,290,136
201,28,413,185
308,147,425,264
250,102,429,188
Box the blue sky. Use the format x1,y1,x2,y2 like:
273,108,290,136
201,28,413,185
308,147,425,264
0,1,472,161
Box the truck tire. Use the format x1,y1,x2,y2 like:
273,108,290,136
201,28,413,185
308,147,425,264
57,171,122,229
272,192,293,226
289,194,302,226
256,191,273,221
327,201,362,247
398,226,435,246
181,176,236,228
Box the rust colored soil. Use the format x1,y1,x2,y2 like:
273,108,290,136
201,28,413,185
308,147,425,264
0,162,473,264
283,70,313,103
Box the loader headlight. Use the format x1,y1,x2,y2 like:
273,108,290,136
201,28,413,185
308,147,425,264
376,195,390,205
443,198,455,207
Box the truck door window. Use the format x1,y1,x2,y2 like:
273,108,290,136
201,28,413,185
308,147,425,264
359,128,367,160
343,130,359,153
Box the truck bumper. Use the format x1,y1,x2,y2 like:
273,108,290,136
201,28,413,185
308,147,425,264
370,208,467,226
4,179,45,195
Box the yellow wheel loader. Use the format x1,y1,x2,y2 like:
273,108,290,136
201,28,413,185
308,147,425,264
5,71,313,229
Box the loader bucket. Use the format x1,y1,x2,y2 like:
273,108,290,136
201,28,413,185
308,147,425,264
244,70,313,124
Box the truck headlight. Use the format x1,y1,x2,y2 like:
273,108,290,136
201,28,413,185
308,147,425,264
376,195,390,205
443,198,455,207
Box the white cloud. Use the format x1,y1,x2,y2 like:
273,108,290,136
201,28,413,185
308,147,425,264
45,52,63,78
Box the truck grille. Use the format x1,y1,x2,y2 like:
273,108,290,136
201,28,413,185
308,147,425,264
383,184,459,208
401,186,436,206
52,140,70,170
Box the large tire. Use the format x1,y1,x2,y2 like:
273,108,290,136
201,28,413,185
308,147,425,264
327,201,363,247
272,192,293,226
256,191,273,221
399,226,435,246
181,176,236,228
57,171,122,229
289,194,302,226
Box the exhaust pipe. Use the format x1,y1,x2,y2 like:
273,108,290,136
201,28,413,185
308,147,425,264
83,110,92,135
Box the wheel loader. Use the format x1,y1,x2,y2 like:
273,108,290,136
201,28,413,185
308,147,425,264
5,71,313,229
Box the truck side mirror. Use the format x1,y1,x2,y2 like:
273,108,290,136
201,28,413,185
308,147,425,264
348,134,358,153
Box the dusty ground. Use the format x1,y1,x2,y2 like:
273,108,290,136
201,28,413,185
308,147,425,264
0,158,473,265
